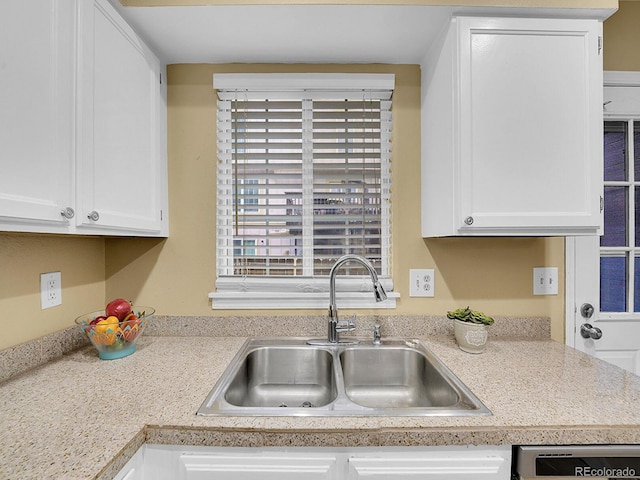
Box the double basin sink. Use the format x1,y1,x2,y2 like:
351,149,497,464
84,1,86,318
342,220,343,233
197,337,490,416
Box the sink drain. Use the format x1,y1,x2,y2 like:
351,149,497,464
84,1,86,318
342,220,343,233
277,401,315,408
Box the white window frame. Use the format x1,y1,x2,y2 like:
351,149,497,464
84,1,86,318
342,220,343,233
209,73,398,310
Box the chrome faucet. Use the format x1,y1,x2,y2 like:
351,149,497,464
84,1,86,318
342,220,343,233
327,255,387,343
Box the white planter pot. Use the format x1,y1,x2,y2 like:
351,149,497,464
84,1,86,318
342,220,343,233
453,319,488,354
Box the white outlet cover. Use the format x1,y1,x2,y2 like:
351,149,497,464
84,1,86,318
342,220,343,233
40,271,62,309
409,268,435,297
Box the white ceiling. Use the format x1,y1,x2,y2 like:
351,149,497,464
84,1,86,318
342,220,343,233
109,2,615,65
108,3,454,64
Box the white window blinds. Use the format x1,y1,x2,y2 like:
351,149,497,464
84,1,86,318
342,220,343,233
212,74,395,309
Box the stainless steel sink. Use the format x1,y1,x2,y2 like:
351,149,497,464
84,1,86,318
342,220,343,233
340,347,460,409
197,338,491,417
224,347,337,408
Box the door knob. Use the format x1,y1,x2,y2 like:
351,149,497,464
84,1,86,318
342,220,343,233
580,323,603,340
580,303,594,319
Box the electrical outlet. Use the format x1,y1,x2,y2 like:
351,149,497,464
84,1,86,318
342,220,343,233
533,267,558,295
410,269,435,297
40,272,62,309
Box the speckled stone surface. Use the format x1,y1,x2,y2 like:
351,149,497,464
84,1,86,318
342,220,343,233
0,315,549,383
0,326,88,383
2,318,640,479
144,314,551,340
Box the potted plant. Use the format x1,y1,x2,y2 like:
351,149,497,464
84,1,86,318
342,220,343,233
447,306,494,354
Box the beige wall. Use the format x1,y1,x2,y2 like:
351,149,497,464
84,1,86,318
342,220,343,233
3,1,639,351
105,63,567,339
0,233,105,350
603,1,640,71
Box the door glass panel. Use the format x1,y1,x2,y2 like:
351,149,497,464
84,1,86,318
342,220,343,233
636,187,640,248
605,121,627,182
634,123,640,179
635,257,640,312
601,256,627,312
601,186,627,247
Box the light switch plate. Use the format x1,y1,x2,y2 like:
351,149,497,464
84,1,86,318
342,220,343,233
40,271,62,309
533,267,558,295
410,269,435,297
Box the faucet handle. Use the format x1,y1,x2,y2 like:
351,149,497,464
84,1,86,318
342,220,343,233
370,324,382,345
362,323,382,345
336,314,356,333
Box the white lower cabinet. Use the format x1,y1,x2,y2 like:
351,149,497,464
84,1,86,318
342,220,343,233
347,449,512,480
113,445,512,480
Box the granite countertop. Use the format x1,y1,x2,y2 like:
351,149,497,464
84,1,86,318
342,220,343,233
2,324,640,479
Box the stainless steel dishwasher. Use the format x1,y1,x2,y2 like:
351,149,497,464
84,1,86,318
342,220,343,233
514,445,640,479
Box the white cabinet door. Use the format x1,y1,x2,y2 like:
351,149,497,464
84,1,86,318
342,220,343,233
122,445,511,480
347,447,511,480
77,0,166,235
422,16,603,237
0,0,75,233
177,452,338,480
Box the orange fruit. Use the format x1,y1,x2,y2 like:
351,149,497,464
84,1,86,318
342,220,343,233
93,316,118,335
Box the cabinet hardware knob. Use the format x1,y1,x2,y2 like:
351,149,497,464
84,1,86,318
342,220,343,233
60,207,75,219
87,210,100,222
464,216,474,225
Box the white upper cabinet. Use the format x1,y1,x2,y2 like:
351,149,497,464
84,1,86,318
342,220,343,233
0,0,75,233
421,16,603,237
76,0,166,235
0,0,167,237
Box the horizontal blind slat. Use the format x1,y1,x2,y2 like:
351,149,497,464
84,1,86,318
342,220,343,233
217,85,391,279
312,121,382,130
231,121,303,130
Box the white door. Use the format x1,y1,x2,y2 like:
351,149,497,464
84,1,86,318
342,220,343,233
568,72,640,374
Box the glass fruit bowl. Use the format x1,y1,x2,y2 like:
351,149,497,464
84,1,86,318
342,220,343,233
75,307,154,360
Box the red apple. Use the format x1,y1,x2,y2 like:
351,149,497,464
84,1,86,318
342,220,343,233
105,298,132,321
90,315,106,326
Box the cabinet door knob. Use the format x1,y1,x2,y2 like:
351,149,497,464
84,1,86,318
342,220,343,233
464,216,474,225
60,207,75,219
87,210,100,222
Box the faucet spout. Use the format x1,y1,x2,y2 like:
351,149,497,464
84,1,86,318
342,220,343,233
327,254,387,343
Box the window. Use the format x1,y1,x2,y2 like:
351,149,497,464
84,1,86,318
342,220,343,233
210,74,397,309
601,120,640,312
